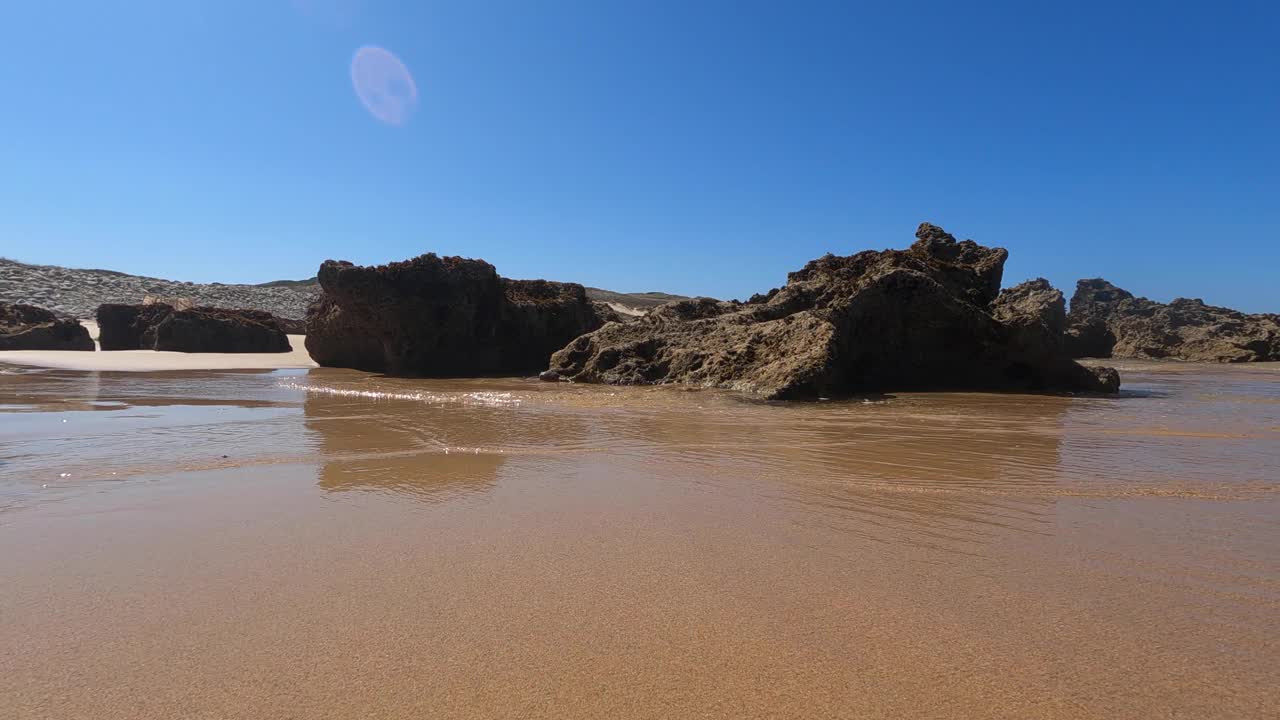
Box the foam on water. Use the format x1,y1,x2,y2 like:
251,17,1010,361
277,380,523,408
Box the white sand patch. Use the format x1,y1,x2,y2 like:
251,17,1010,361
0,333,317,372
606,302,646,317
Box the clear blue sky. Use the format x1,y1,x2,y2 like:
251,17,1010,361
2,1,1277,310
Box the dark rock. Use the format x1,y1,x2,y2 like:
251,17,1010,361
1086,365,1122,393
747,288,781,305
590,301,625,325
546,224,1119,399
1065,279,1280,362
96,303,292,353
992,279,1122,393
538,370,562,382
1062,279,1129,359
0,303,94,351
304,254,612,376
96,304,164,351
908,223,1008,306
274,316,307,335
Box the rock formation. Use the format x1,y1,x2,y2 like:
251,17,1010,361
273,316,307,335
304,254,613,375
0,302,95,351
1,258,317,322
545,224,1119,398
1,256,681,326
1065,279,1280,362
96,304,292,353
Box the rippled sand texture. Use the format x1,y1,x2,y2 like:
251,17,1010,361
1,361,1278,718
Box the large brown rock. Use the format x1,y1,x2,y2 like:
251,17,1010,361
1065,279,1280,362
273,316,307,335
992,279,1120,393
96,303,291,353
0,303,94,351
546,224,1119,399
304,254,611,375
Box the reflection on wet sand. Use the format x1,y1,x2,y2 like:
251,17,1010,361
580,389,1076,554
0,366,311,490
301,374,1078,552
1,360,1278,718
305,391,505,503
301,368,599,503
767,395,1073,552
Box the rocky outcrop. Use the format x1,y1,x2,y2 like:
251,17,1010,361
0,303,95,351
274,316,307,335
1065,279,1280,362
1,258,318,321
546,224,1119,399
1,257,683,325
96,304,292,353
304,254,612,375
992,279,1121,393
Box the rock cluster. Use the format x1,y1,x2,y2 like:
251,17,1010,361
0,302,95,351
305,254,614,375
0,258,318,321
1065,279,1280,362
546,224,1119,398
96,304,292,353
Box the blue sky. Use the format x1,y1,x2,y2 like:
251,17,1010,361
2,1,1277,310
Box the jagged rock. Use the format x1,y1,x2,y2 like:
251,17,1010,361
590,302,626,325
0,303,94,351
992,279,1121,393
96,304,292,353
1063,280,1128,359
1065,279,1280,362
304,254,611,375
547,224,1120,399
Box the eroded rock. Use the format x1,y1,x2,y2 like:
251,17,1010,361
0,303,94,351
1065,279,1280,362
547,224,1120,398
274,316,307,335
96,303,292,353
304,254,611,375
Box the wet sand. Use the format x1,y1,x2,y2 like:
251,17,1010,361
1,360,1278,718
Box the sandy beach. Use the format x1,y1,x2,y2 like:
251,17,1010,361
0,321,316,372
5,1,1276,715
2,360,1277,718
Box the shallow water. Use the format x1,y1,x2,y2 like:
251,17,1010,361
1,361,1278,718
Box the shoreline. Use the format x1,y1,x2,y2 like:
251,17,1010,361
2,362,1276,718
